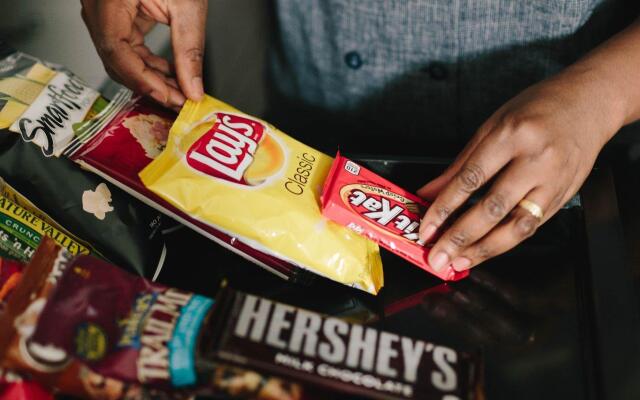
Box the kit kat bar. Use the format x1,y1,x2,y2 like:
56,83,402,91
321,152,468,281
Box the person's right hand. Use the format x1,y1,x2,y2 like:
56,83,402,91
81,0,207,109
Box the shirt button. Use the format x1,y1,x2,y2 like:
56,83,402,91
424,62,448,80
344,51,363,70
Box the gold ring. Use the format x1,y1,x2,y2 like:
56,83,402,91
518,199,544,220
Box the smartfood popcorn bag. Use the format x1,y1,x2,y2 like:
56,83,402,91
140,96,383,294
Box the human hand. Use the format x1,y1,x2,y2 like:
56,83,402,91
417,68,624,272
81,0,207,109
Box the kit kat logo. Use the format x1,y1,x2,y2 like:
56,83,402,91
340,184,424,243
187,113,266,185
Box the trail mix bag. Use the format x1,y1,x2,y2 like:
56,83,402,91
140,95,384,294
0,257,53,400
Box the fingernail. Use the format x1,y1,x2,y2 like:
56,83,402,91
170,90,186,107
451,257,472,271
150,90,168,104
430,251,449,272
419,223,437,243
190,76,204,100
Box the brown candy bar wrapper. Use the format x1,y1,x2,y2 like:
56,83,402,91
204,289,484,400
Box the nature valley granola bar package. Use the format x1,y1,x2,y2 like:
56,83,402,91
140,96,384,294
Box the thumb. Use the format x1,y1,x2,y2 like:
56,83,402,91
168,0,207,101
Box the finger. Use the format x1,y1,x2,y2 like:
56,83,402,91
165,77,180,90
162,78,186,111
427,159,538,271
132,44,173,75
109,46,185,107
93,1,170,101
105,50,185,108
134,11,159,34
140,0,170,24
451,186,556,271
418,133,513,246
417,121,497,199
168,0,207,100
165,80,187,107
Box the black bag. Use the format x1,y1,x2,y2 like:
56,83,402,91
0,129,167,278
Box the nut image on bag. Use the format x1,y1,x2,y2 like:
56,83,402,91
140,96,383,294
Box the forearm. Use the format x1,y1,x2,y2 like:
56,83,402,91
561,17,640,133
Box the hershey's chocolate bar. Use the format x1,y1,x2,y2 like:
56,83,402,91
207,289,483,400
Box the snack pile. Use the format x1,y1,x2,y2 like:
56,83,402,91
0,238,482,400
0,48,167,278
0,44,485,400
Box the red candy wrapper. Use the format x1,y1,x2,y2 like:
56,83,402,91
0,368,53,400
321,152,468,281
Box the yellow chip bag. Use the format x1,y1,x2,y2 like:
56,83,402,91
140,95,383,294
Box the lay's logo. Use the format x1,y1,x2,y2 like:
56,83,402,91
186,113,266,185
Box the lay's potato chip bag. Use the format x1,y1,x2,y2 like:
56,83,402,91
140,96,383,294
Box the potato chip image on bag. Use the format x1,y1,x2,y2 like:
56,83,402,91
140,96,383,294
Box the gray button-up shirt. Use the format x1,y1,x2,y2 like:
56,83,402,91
268,0,634,156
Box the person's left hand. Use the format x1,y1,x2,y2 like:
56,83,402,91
417,68,624,272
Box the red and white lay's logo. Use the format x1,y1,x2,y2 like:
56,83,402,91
186,113,266,185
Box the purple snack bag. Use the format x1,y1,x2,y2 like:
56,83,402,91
28,251,213,390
